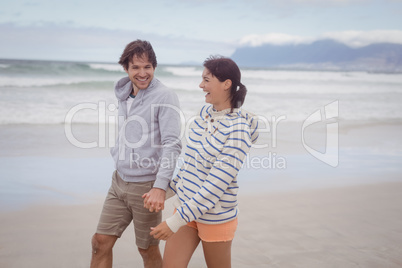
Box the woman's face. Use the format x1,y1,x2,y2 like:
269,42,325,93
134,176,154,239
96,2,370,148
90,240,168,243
199,68,231,111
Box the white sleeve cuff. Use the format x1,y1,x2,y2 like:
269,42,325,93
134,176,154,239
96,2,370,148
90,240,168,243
165,211,187,233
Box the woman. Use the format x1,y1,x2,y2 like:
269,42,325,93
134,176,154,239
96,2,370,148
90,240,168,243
145,56,259,267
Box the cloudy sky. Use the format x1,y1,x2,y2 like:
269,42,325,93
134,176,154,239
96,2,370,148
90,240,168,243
1,0,402,64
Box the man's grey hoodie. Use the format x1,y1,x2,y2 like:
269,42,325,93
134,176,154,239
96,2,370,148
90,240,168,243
110,76,182,191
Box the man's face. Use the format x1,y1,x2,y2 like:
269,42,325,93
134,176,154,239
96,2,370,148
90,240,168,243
125,54,155,90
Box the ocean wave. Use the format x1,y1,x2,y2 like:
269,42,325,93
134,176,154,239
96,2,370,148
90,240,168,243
162,66,201,77
0,77,116,88
241,69,402,84
0,59,126,77
88,63,125,72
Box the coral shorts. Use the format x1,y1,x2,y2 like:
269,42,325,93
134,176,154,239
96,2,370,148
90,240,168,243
186,218,238,242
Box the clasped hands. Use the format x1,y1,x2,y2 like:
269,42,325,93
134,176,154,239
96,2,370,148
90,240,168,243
142,188,174,240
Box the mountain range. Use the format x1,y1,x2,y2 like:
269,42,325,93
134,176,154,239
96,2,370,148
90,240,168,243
231,40,402,72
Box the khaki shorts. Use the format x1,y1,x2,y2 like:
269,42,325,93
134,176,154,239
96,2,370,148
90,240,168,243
96,171,162,249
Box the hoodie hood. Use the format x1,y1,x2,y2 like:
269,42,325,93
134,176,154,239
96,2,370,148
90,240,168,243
114,76,158,101
114,77,132,101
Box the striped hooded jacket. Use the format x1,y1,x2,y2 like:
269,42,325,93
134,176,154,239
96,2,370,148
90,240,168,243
166,104,259,233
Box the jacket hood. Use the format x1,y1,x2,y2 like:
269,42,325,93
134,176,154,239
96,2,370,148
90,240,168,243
114,76,158,101
114,77,132,101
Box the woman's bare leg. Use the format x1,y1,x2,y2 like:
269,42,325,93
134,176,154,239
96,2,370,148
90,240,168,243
163,226,200,268
202,240,232,268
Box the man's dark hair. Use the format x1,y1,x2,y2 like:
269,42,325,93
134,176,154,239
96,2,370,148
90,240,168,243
118,40,157,70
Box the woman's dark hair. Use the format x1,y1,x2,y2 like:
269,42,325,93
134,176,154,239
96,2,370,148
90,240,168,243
118,40,157,70
203,55,247,110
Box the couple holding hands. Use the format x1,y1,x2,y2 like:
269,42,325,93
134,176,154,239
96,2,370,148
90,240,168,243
91,39,258,268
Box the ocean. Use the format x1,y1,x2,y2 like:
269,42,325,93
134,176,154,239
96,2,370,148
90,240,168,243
1,59,402,210
1,58,402,125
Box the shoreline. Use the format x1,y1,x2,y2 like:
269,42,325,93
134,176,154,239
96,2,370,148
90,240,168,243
0,118,401,155
1,120,402,211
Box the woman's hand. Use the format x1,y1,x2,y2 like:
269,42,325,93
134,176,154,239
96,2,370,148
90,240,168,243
150,221,174,241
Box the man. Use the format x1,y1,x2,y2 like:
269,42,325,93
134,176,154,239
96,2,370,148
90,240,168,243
91,40,182,268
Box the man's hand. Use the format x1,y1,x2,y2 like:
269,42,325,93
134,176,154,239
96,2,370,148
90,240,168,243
142,188,166,213
150,221,174,241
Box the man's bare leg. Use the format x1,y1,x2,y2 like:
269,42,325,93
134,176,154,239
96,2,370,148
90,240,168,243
138,245,162,268
91,233,118,268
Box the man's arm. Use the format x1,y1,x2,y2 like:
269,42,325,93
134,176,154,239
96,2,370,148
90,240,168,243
143,91,182,212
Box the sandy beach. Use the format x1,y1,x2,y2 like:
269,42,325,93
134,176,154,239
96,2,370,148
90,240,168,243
1,119,402,267
1,182,402,267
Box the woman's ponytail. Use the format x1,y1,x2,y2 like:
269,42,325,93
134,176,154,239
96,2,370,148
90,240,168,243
231,82,247,109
